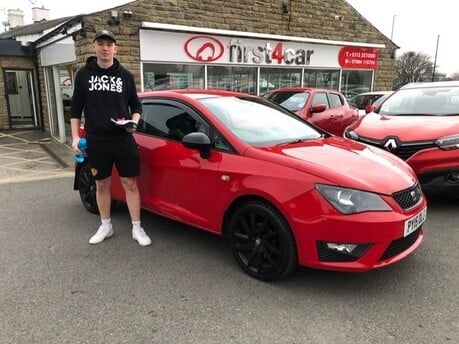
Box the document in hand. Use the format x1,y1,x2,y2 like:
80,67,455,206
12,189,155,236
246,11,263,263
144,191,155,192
111,117,138,128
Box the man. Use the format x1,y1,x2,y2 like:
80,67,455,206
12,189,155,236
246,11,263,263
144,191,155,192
70,29,151,246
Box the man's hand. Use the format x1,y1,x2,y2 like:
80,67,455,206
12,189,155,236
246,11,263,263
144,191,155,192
72,137,81,154
126,121,138,133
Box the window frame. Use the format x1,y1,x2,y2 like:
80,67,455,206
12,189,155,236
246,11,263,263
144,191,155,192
137,98,236,153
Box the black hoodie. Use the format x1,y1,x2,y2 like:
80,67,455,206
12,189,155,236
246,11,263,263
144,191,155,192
70,56,142,137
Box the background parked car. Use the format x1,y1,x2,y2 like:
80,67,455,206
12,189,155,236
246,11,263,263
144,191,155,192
348,91,393,116
75,89,426,281
364,91,394,114
344,81,459,198
264,87,358,136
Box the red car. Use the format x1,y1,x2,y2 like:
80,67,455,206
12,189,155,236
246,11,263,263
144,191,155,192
75,90,426,281
264,87,358,136
345,81,459,198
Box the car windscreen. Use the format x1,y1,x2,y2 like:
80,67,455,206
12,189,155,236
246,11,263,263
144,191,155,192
199,96,322,146
372,93,391,109
348,94,364,108
379,86,459,116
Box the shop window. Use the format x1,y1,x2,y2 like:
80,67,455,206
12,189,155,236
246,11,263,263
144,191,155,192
259,68,301,95
340,70,373,100
304,69,340,90
207,66,257,94
143,64,204,91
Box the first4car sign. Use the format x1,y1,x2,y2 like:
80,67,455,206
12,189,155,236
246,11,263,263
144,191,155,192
140,30,380,69
226,39,315,65
185,36,315,65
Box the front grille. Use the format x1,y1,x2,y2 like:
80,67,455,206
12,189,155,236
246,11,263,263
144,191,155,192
379,228,421,261
392,184,423,210
358,136,436,160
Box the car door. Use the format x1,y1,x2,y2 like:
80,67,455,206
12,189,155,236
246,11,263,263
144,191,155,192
134,99,222,230
308,91,340,134
327,92,353,135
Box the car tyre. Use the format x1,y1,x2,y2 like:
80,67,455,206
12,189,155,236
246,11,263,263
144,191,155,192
78,163,99,214
229,201,297,281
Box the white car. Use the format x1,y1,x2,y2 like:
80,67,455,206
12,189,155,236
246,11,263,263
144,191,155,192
348,91,393,116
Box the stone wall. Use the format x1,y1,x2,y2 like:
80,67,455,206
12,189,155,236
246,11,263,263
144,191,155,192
73,0,396,91
1,0,396,131
36,54,49,132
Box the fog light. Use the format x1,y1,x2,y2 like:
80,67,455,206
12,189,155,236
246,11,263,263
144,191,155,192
317,242,373,262
446,172,459,183
326,243,358,254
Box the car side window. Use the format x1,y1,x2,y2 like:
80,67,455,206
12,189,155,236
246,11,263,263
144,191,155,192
312,92,329,109
277,92,309,111
213,132,232,151
328,93,344,108
138,103,209,141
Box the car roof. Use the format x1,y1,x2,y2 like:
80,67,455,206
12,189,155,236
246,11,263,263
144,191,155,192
267,87,341,93
351,91,393,97
138,89,255,100
400,81,459,90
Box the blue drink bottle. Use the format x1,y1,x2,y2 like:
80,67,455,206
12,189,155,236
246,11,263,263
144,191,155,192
74,138,87,163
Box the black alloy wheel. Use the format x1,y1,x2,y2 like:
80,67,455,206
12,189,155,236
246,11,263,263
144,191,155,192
229,201,297,281
78,164,99,214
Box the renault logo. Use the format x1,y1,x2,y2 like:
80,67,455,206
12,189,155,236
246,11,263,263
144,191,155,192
384,138,398,151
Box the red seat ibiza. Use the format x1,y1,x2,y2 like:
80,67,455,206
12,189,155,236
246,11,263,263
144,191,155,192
345,81,459,198
75,90,426,281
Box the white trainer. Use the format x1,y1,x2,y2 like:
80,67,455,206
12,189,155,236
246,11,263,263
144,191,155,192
132,227,151,246
89,224,113,244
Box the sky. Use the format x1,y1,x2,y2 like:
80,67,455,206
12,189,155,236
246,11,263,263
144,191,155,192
1,0,456,76
346,0,456,76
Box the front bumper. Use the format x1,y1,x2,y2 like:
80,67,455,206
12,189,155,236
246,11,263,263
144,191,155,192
289,190,427,272
417,169,459,197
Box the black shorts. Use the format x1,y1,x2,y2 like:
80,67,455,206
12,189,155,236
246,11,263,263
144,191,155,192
86,134,140,180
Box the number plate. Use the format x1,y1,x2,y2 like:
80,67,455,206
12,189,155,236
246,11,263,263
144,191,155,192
404,207,427,237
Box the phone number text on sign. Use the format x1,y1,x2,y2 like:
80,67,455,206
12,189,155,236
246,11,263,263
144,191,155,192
338,46,379,69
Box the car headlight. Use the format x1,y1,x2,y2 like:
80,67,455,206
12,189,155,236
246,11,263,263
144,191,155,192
344,129,360,140
436,134,459,150
315,184,391,214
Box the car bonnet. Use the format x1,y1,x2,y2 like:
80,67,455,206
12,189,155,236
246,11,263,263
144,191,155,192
353,113,459,141
247,137,417,195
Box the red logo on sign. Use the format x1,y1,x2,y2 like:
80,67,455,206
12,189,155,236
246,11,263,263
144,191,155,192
184,36,224,62
338,47,379,69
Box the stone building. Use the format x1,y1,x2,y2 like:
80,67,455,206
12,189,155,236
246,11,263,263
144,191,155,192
0,0,398,144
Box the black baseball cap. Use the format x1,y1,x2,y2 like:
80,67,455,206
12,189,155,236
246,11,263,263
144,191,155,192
93,30,116,43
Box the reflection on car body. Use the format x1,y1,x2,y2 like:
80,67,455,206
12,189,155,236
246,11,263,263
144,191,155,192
74,89,426,281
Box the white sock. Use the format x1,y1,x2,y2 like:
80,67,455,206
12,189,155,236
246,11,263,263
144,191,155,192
101,218,111,227
132,221,141,230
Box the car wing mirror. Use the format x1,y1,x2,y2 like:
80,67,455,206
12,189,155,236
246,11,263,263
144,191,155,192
310,103,327,113
182,132,212,159
365,104,376,114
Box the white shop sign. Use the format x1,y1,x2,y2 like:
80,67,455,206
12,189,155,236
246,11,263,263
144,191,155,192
140,29,342,68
